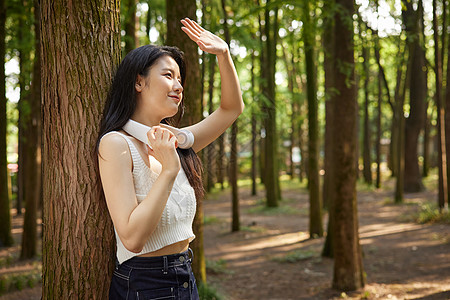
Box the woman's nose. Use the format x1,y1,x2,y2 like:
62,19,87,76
174,80,183,93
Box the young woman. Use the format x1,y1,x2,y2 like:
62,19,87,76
96,18,243,299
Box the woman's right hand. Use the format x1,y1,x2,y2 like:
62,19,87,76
146,126,180,176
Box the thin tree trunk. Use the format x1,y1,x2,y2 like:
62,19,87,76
302,0,322,237
41,0,120,297
166,0,206,283
322,0,335,257
331,0,365,290
124,0,137,54
21,0,41,259
446,0,450,208
263,1,280,207
206,55,215,192
0,0,13,247
362,38,372,185
434,0,448,210
220,0,240,232
251,51,257,196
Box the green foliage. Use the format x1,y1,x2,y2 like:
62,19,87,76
272,249,317,263
206,258,232,275
198,281,223,300
0,268,41,295
0,253,17,268
415,203,450,224
204,215,220,225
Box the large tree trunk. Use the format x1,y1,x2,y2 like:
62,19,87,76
166,0,206,283
331,0,365,291
0,0,13,247
21,0,41,259
403,0,426,192
41,0,120,297
302,0,322,237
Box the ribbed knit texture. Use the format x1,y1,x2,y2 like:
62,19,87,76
101,131,196,264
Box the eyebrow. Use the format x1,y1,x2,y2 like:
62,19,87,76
161,68,178,74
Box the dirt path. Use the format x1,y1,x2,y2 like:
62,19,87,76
203,183,450,299
1,181,449,299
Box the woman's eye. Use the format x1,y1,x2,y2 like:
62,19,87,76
165,73,172,78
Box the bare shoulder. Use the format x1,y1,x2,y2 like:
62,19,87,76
98,132,132,166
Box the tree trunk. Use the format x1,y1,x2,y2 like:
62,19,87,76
220,0,240,232
322,0,335,257
41,0,120,297
206,55,215,192
0,0,13,247
433,0,448,210
331,0,365,291
403,0,426,193
123,0,137,54
361,37,372,185
21,0,41,259
302,0,322,237
251,51,258,196
263,1,280,207
446,0,450,208
394,38,410,203
166,0,206,283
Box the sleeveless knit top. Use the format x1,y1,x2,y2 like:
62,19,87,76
102,131,196,264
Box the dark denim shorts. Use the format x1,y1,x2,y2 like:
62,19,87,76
109,249,199,300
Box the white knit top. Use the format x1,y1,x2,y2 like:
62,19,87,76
102,131,196,264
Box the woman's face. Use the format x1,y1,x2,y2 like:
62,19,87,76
134,55,184,125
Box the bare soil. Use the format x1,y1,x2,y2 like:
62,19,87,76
1,179,449,300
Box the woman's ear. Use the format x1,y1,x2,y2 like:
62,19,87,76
135,74,144,92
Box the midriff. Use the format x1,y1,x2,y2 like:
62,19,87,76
138,239,190,257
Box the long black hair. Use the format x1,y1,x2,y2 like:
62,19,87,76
96,45,204,200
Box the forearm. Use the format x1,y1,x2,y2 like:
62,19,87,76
217,49,244,114
122,170,177,252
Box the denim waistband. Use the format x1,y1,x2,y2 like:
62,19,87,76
118,248,193,270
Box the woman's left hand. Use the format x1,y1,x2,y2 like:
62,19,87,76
181,18,229,56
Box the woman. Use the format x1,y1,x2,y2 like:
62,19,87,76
96,18,244,299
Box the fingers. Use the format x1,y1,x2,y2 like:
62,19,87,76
181,18,204,35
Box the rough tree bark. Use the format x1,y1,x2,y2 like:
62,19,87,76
41,0,120,297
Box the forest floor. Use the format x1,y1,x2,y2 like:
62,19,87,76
0,175,449,300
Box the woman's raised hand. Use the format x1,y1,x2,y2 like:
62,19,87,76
146,126,181,176
181,18,229,56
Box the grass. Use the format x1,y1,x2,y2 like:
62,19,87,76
0,253,18,268
198,281,223,300
0,268,41,295
206,259,233,275
415,203,450,224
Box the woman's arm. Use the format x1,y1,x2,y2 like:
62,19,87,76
180,18,244,153
99,128,179,253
